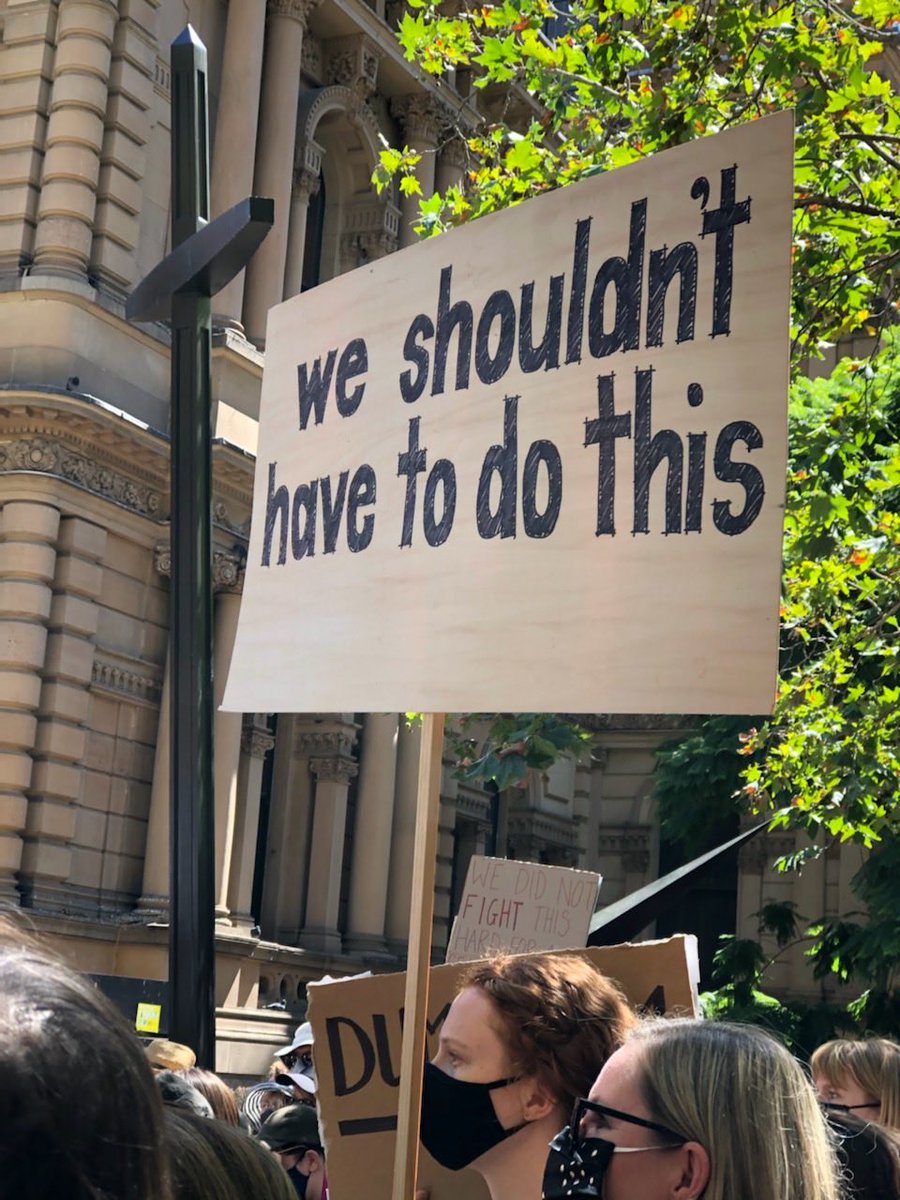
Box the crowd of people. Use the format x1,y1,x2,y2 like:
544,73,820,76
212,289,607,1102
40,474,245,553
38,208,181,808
1,913,898,1200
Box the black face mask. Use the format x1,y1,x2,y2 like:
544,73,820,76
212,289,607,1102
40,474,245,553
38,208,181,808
285,1164,309,1200
542,1123,616,1200
420,1060,525,1170
542,1101,687,1200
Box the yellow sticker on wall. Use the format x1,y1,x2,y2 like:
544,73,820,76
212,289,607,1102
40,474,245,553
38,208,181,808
135,1002,162,1033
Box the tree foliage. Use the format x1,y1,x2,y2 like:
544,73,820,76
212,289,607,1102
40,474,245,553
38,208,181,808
382,1,900,998
379,0,900,362
656,342,900,1003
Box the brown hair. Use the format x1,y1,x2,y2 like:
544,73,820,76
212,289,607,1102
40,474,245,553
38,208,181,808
0,914,171,1200
164,1108,295,1200
812,1039,900,1131
176,1067,240,1125
459,951,636,1108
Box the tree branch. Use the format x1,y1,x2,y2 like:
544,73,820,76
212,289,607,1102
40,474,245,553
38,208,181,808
794,195,897,219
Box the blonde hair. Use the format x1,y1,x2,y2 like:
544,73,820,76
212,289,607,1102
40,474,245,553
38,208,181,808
811,1039,900,1130
460,952,636,1110
628,1019,840,1200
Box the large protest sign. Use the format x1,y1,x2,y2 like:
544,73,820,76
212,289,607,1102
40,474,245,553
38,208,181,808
222,113,793,715
307,937,699,1200
445,855,602,962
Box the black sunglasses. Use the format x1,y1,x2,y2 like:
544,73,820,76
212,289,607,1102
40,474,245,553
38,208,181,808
821,1100,881,1113
561,1098,687,1152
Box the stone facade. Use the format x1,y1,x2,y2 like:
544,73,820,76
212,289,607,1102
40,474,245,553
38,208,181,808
0,0,866,1073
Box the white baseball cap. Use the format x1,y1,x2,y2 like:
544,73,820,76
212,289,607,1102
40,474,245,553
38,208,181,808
275,1021,313,1058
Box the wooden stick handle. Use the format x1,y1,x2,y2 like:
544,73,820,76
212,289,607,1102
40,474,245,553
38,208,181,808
391,712,445,1200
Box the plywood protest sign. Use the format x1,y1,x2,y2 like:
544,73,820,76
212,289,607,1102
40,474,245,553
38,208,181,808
445,856,602,963
307,936,699,1200
223,113,793,716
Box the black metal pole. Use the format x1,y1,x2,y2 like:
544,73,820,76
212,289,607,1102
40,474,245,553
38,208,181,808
168,27,215,1068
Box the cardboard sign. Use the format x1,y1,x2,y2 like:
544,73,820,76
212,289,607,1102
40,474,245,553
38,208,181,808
307,937,699,1200
445,856,602,962
223,114,793,715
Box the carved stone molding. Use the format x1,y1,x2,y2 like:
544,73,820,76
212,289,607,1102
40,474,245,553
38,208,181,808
455,788,492,827
344,200,400,241
310,755,358,785
739,833,797,875
293,167,321,203
212,550,244,592
597,827,652,873
267,0,321,25
438,134,469,173
302,33,323,82
293,727,357,760
571,714,695,734
325,33,380,100
508,811,579,850
213,499,251,540
294,138,323,182
0,436,161,516
154,545,244,593
92,654,163,705
242,727,276,759
392,93,443,145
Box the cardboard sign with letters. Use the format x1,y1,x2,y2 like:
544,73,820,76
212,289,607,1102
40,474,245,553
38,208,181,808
223,113,793,715
307,937,699,1200
445,855,602,963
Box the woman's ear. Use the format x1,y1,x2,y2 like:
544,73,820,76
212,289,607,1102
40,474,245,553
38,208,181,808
301,1149,324,1175
519,1078,557,1122
672,1141,710,1200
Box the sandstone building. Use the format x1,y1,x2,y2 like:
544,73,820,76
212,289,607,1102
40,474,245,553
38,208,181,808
0,0,865,1072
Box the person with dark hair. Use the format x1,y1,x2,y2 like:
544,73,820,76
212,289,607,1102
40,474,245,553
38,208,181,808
827,1110,900,1200
175,1066,240,1124
259,1102,328,1200
418,951,636,1200
0,914,171,1200
164,1107,295,1200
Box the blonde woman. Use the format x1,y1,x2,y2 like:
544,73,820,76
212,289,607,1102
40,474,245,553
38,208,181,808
545,1019,840,1200
812,1038,900,1130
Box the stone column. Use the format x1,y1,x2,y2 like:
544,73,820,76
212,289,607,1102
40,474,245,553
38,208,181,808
392,95,440,249
385,717,421,954
19,515,106,912
212,561,244,923
242,0,321,345
134,645,170,919
226,715,275,932
344,714,398,957
259,715,317,943
210,0,267,330
435,135,467,196
0,1,57,275
300,738,358,955
32,0,119,279
89,0,158,298
282,142,322,301
0,500,60,901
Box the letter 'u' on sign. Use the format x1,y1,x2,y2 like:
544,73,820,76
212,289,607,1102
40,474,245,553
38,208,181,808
222,112,794,717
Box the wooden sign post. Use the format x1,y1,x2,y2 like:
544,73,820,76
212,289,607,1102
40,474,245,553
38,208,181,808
391,712,445,1200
